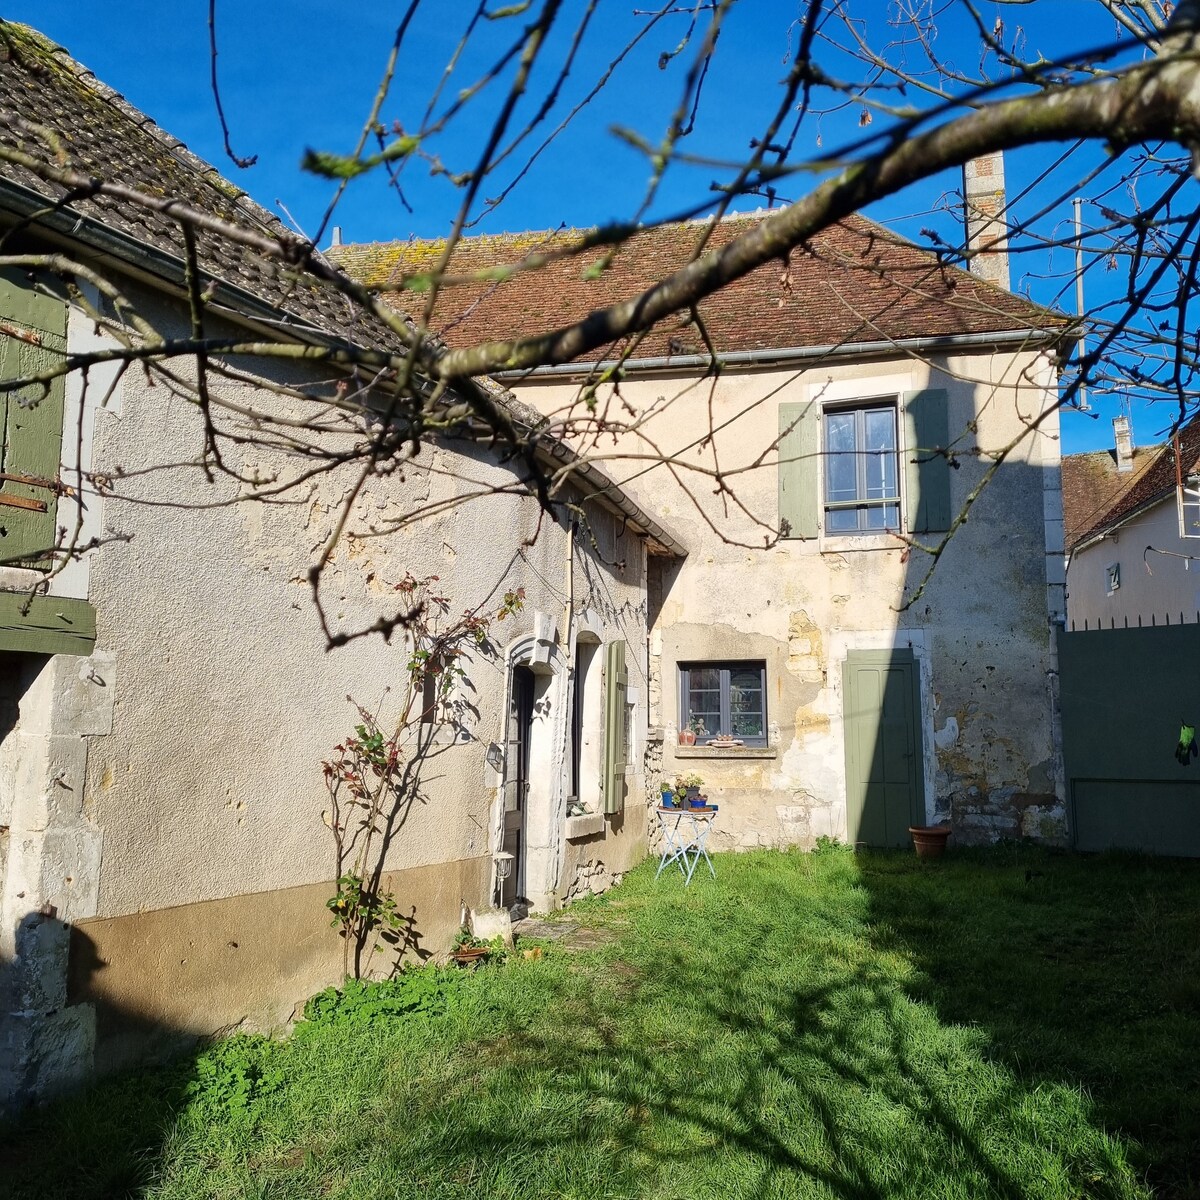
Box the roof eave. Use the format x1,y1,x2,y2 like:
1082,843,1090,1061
1070,487,1175,556
0,177,351,351
494,325,1074,380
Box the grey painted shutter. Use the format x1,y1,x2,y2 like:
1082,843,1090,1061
602,640,628,815
778,401,818,539
1,270,68,568
902,388,951,535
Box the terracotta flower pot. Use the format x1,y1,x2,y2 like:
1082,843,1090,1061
451,946,490,965
909,824,952,859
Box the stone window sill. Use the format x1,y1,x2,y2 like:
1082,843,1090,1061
565,812,606,840
819,532,905,554
673,745,777,760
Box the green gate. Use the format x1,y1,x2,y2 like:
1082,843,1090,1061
1059,623,1200,856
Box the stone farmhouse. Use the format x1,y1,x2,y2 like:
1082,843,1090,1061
337,186,1072,855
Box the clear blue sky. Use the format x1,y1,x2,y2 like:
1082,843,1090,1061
2,2,1169,454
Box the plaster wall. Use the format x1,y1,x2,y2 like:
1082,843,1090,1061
1067,499,1200,627
2,282,652,1103
514,347,1065,847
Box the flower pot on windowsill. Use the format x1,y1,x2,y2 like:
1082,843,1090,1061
909,824,952,859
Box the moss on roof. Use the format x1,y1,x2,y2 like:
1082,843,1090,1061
0,19,402,351
334,213,1069,363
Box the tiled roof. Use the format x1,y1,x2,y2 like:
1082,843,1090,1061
1062,415,1200,552
335,213,1068,363
0,22,688,556
0,22,405,352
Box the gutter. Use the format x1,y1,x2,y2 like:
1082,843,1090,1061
494,326,1075,380
0,178,361,351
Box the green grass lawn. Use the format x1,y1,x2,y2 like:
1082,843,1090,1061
6,844,1200,1199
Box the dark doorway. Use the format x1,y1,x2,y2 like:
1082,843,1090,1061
501,665,535,913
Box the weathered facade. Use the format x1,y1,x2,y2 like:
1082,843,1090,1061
340,204,1072,855
0,23,677,1108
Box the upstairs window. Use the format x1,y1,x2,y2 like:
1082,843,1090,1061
823,400,900,534
679,661,767,747
778,388,949,542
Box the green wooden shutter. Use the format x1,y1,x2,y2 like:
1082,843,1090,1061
602,640,628,815
778,401,818,539
902,388,951,535
1,270,68,568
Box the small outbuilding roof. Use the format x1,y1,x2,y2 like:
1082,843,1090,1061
0,21,404,352
0,21,686,556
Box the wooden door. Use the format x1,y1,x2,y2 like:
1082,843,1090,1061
843,650,924,847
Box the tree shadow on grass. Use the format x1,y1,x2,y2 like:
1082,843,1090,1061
343,853,1156,1200
852,846,1200,1200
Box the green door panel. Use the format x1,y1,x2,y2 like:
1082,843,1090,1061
778,401,818,539
843,649,924,847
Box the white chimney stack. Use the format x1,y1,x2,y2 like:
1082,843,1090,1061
1113,415,1134,473
962,152,1010,291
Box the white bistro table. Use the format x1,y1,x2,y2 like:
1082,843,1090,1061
653,805,717,884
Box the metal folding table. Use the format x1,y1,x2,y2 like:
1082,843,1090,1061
653,805,716,884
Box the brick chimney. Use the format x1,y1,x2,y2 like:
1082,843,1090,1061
962,152,1010,291
1113,414,1134,473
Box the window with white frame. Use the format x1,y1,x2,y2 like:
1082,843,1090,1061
679,661,767,746
823,399,901,534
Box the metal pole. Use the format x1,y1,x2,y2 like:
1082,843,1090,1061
1074,197,1090,412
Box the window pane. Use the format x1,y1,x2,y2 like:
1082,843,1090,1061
864,408,897,502
729,668,764,737
681,662,767,744
825,411,859,503
824,401,899,535
731,710,764,737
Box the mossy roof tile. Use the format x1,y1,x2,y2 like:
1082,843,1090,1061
0,21,404,353
335,215,1067,363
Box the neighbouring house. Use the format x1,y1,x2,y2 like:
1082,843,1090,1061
0,22,681,1108
337,177,1073,855
1062,412,1200,628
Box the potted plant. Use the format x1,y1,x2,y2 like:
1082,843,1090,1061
450,926,491,965
673,772,706,807
908,824,952,859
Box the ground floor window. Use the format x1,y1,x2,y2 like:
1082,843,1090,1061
679,661,767,746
